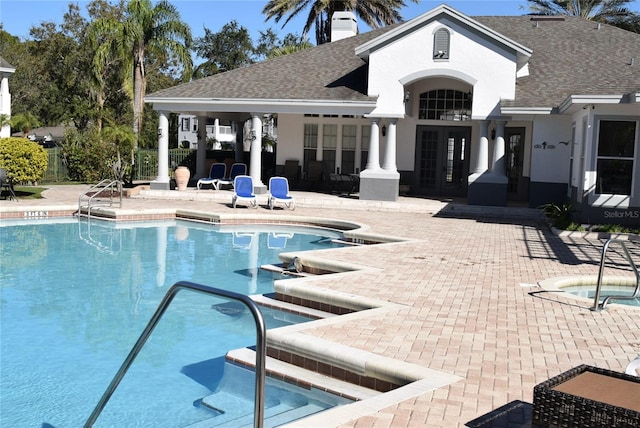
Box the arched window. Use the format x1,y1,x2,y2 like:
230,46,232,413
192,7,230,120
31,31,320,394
433,28,450,59
418,89,472,121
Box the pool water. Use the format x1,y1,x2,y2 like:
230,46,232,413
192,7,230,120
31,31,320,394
562,284,640,307
0,218,347,427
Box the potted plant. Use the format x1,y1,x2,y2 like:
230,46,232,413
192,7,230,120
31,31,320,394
262,134,276,152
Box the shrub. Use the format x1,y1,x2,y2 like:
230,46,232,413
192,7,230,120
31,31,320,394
539,202,574,229
0,137,48,184
61,127,116,182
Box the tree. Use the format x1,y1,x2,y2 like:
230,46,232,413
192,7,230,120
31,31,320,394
87,0,129,131
101,123,135,182
267,34,313,58
0,137,48,184
193,23,311,79
193,21,255,78
262,0,420,45
527,0,640,32
125,0,192,150
92,0,193,151
10,112,40,135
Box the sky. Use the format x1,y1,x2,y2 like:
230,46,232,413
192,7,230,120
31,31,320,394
1,0,639,43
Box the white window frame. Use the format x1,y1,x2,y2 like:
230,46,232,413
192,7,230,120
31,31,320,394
589,116,638,208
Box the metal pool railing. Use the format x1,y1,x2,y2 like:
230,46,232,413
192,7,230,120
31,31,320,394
84,281,267,428
591,238,640,311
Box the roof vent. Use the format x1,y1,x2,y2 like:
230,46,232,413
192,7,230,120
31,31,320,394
331,11,358,42
531,16,565,26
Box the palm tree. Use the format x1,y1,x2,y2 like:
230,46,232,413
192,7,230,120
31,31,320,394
268,40,314,58
527,0,640,31
10,112,41,136
92,0,193,150
102,123,135,182
263,0,420,45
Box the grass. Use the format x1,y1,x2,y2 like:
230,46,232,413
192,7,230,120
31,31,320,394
11,186,47,199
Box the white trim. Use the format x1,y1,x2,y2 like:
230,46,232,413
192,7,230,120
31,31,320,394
146,97,377,115
355,4,532,60
500,106,554,115
399,68,477,86
0,66,15,74
558,94,627,113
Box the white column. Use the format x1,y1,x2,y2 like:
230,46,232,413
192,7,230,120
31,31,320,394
473,120,490,174
365,119,381,171
0,74,11,138
249,114,264,186
196,114,207,178
154,111,170,186
491,120,506,176
382,119,397,172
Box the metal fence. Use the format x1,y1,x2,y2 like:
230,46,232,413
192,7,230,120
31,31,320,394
41,148,68,183
41,148,194,184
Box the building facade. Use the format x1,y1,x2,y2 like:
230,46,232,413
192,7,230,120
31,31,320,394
0,56,16,138
147,5,640,225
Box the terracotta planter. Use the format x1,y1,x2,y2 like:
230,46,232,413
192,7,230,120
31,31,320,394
175,166,190,191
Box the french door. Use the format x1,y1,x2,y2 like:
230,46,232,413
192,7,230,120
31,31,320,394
415,126,471,197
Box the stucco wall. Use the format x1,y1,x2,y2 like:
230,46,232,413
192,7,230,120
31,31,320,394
530,116,572,183
367,17,518,118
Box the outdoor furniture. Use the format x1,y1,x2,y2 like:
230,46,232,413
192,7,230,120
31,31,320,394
197,163,226,190
267,176,295,210
231,175,257,209
0,168,17,201
216,163,247,190
532,364,640,427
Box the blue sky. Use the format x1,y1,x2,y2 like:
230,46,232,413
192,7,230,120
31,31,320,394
1,0,638,42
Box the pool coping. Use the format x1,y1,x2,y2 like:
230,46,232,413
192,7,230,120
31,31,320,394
1,204,464,426
538,275,640,310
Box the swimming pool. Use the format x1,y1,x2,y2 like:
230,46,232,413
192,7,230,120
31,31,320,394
0,218,348,427
539,276,640,307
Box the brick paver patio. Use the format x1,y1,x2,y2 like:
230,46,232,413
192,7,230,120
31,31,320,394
2,185,638,427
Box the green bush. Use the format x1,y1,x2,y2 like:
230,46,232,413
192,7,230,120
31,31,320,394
61,127,117,182
539,202,574,229
0,137,48,184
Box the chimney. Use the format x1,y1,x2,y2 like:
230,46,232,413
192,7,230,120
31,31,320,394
331,11,358,42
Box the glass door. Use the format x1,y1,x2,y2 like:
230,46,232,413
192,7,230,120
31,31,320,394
505,127,528,202
415,126,470,197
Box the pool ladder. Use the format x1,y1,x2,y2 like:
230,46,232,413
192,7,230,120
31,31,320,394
590,238,640,311
77,179,122,218
84,281,267,428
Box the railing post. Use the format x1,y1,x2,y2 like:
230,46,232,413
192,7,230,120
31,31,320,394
85,281,266,428
591,239,640,311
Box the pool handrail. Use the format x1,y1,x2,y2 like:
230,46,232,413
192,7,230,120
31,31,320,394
77,178,123,217
591,238,640,311
84,281,267,428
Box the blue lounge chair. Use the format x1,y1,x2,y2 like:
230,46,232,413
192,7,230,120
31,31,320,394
268,176,295,210
231,175,257,208
197,163,226,190
216,163,247,190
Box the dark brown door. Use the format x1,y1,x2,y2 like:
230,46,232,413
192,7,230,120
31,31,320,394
415,126,470,197
506,127,528,202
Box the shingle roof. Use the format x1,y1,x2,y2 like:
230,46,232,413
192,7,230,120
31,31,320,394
147,28,388,102
147,15,640,111
0,55,16,71
474,16,640,109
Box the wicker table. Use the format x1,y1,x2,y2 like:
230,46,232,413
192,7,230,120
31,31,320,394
532,364,640,427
